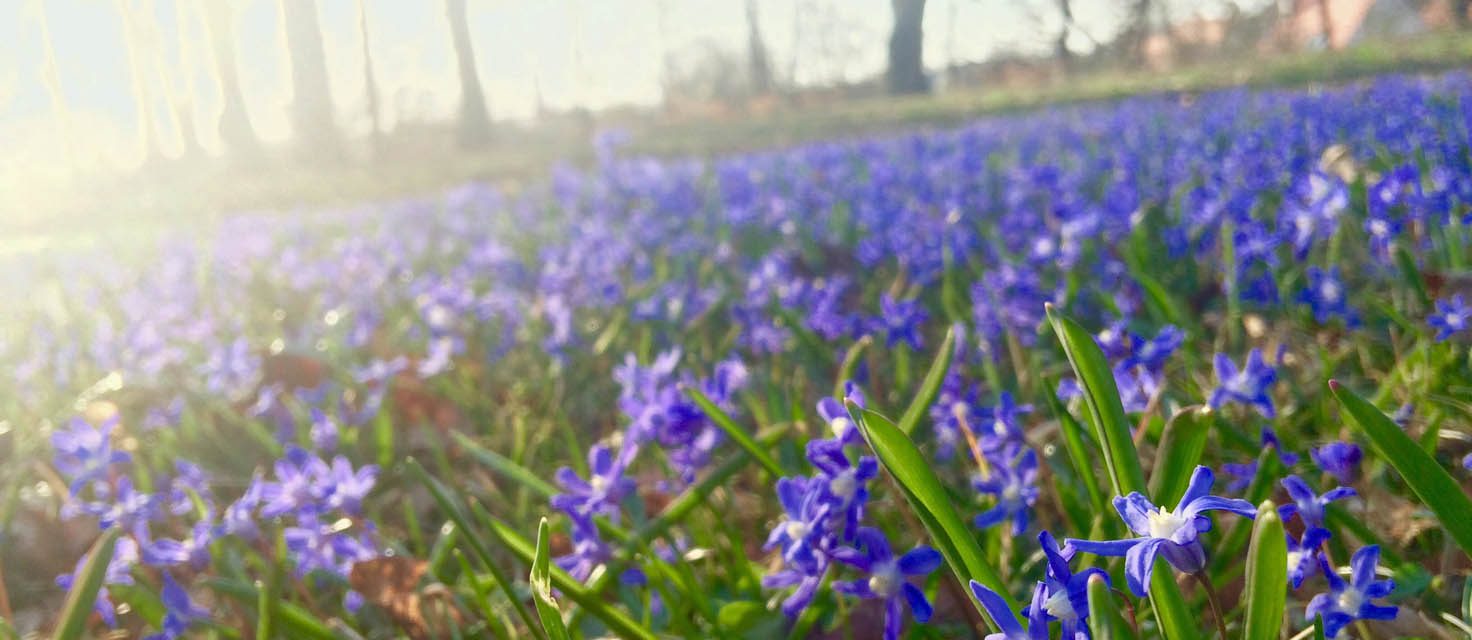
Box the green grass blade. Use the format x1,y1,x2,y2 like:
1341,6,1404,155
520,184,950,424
1045,304,1147,495
834,335,873,398
51,526,122,640
852,406,1014,626
481,515,659,640
685,385,784,477
405,459,546,640
1044,379,1109,516
530,518,572,640
1313,614,1326,640
451,431,557,498
1148,569,1196,640
896,326,956,436
1242,500,1288,640
1148,406,1212,507
1330,380,1472,556
1087,574,1139,640
203,578,337,640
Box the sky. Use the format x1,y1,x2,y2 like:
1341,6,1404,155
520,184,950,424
0,0,1260,175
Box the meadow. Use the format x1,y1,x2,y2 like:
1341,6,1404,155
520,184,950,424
4,71,1472,639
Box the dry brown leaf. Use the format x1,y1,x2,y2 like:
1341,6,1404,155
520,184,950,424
349,556,429,640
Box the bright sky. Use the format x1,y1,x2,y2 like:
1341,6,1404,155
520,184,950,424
0,0,1260,174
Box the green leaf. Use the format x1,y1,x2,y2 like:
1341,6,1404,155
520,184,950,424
834,336,873,398
1044,379,1109,516
1045,304,1147,495
530,518,572,640
1148,569,1196,640
1313,614,1326,640
52,526,122,640
1393,246,1431,308
685,385,784,477
896,327,956,437
1330,380,1472,557
852,407,1014,628
1242,500,1288,640
1087,574,1139,640
451,431,557,498
718,601,784,638
1148,406,1213,507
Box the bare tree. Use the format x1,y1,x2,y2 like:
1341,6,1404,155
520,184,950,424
886,0,928,94
167,0,204,158
280,0,339,156
444,0,492,148
1055,0,1073,69
198,0,259,157
356,0,382,156
746,0,774,95
1458,0,1471,29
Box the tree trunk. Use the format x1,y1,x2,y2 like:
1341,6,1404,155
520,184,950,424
444,0,492,149
886,0,928,95
357,0,382,157
280,0,339,157
198,0,259,157
1318,0,1334,48
1455,0,1469,29
1055,0,1074,71
746,0,773,95
115,0,164,164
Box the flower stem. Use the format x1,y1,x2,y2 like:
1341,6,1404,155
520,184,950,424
1195,571,1230,640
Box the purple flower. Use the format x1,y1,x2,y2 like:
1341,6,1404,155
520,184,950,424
1279,475,1356,528
1066,466,1255,596
1305,545,1398,638
1428,294,1470,341
220,472,265,540
831,528,941,640
51,416,130,495
973,447,1040,536
1311,442,1362,485
552,444,636,522
309,408,339,452
762,553,828,617
56,536,139,627
980,392,1031,453
1287,527,1332,589
969,580,1046,640
555,511,611,582
1209,349,1277,418
283,514,377,578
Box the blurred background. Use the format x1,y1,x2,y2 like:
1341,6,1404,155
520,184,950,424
2,0,1471,239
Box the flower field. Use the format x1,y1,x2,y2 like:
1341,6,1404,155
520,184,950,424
6,72,1472,639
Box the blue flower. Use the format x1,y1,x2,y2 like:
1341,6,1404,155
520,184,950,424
1035,531,1108,639
1305,545,1398,638
1066,466,1255,596
56,536,139,627
818,396,861,445
968,580,1046,640
762,553,828,617
1428,294,1470,341
981,392,1031,453
1279,475,1355,528
1297,267,1357,326
764,477,832,571
873,294,928,350
142,572,210,640
1209,349,1277,418
556,510,612,582
973,447,1040,536
806,439,879,540
1287,527,1332,589
830,528,941,640
1311,442,1362,485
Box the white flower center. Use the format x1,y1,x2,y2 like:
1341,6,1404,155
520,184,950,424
992,417,1009,437
830,470,858,502
1145,507,1188,539
1320,281,1341,302
1337,587,1364,612
1370,219,1389,236
1001,482,1022,503
829,417,852,438
1042,587,1077,619
784,520,809,540
868,562,901,598
1286,550,1304,572
590,475,609,494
